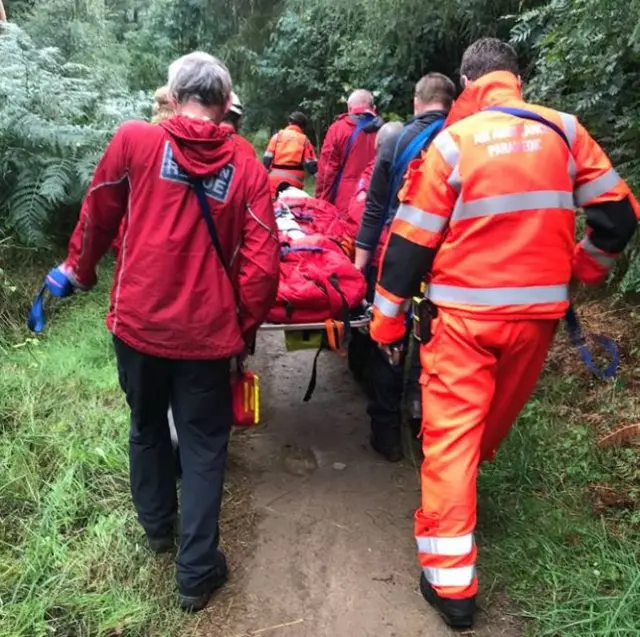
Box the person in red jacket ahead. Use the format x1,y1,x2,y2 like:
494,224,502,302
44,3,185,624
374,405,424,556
316,89,384,213
49,52,280,613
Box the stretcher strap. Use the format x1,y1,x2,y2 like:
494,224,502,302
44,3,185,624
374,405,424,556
303,275,352,402
565,304,619,379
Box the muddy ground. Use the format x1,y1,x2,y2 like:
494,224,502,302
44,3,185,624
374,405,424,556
199,333,522,637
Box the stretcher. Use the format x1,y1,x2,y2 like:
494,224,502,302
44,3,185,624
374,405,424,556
259,306,371,352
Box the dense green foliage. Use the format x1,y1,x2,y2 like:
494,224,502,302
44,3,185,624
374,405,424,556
0,0,639,254
1,5,640,635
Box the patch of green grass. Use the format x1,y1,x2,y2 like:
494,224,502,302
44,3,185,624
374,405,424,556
0,286,190,636
478,373,640,637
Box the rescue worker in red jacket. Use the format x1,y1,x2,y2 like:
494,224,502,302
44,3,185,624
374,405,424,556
263,111,317,198
220,91,257,158
371,38,638,629
316,89,384,213
46,52,280,613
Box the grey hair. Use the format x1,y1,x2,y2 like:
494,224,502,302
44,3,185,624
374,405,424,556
168,52,232,108
376,121,403,151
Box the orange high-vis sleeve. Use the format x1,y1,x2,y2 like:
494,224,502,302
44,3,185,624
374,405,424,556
573,120,631,207
265,134,278,155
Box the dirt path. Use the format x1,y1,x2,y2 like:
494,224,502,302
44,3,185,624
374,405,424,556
213,334,521,637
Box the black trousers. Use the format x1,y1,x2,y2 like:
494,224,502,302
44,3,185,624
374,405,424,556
357,265,422,439
114,338,232,595
367,331,422,438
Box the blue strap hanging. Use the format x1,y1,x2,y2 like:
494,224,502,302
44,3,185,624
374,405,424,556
27,285,48,334
484,105,619,380
564,305,619,379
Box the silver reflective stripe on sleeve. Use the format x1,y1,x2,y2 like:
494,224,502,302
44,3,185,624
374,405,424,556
582,237,617,269
559,112,577,149
374,292,403,318
568,156,577,183
448,164,462,193
433,130,460,170
427,284,569,306
452,190,574,222
423,565,476,588
396,203,448,233
416,534,474,556
574,169,621,207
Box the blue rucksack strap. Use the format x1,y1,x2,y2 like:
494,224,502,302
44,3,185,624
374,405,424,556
484,106,570,149
329,113,375,204
367,117,445,252
388,118,445,207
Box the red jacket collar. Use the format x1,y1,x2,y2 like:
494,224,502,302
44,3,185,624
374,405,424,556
286,124,304,134
445,71,524,127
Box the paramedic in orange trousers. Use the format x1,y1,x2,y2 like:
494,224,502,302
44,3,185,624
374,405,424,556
316,89,384,213
371,38,639,629
51,52,280,613
354,73,456,462
263,111,317,197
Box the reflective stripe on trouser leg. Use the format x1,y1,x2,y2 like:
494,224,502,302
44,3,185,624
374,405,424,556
423,565,477,588
415,310,496,599
416,533,475,556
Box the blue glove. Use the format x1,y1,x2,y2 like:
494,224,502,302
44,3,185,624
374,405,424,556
27,266,75,333
45,267,75,298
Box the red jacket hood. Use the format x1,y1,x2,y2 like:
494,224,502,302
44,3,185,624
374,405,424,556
445,71,524,128
160,115,234,178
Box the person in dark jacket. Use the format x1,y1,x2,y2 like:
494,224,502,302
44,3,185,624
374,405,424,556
355,73,456,462
44,52,280,613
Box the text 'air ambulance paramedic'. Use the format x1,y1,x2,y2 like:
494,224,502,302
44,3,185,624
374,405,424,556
48,52,280,613
316,89,384,213
264,111,317,198
371,38,638,629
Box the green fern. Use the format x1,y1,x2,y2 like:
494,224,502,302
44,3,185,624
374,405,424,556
5,169,52,247
0,22,147,248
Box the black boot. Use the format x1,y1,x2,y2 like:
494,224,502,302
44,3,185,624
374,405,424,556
370,425,403,462
420,573,476,629
179,552,229,613
147,530,175,554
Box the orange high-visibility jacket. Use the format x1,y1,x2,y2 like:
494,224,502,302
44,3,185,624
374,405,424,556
264,124,317,192
371,72,639,344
